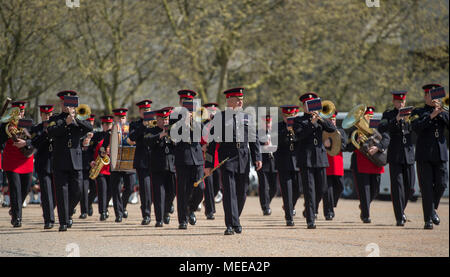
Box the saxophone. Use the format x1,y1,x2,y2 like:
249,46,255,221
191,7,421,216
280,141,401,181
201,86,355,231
89,150,110,180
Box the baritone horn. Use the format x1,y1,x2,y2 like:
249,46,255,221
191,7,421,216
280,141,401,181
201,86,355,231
342,104,387,167
76,104,91,120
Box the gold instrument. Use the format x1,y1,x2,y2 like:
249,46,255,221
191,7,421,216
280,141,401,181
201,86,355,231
442,95,449,111
76,104,91,120
342,104,387,167
143,120,157,128
323,130,342,156
2,107,35,157
319,100,336,119
89,151,110,180
319,100,340,155
193,106,209,122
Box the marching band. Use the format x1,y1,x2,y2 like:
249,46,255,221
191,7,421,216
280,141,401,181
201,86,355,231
0,84,448,234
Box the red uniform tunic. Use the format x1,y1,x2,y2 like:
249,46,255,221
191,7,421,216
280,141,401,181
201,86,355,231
355,149,384,174
326,152,344,176
2,139,34,174
93,139,110,175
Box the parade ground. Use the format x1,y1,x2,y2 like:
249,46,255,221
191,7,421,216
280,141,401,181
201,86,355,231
0,197,448,257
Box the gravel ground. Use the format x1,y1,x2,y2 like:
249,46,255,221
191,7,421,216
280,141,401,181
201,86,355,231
0,197,448,257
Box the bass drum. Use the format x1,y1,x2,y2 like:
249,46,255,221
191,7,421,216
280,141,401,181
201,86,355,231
110,122,136,172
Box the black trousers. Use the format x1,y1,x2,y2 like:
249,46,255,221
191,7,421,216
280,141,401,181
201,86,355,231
151,170,176,222
354,171,380,219
79,170,91,214
257,170,277,211
417,161,448,223
322,175,344,216
389,163,415,222
37,172,55,224
204,170,221,215
87,177,97,210
204,174,216,215
292,171,302,209
278,170,298,221
5,172,32,222
96,174,111,214
221,169,249,228
53,169,82,226
111,171,136,218
300,167,327,223
176,165,204,224
136,168,152,218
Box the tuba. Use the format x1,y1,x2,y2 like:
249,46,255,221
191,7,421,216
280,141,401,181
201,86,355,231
342,104,387,167
76,104,91,120
89,151,110,180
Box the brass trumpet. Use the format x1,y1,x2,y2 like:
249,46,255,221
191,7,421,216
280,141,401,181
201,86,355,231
76,104,91,120
319,100,336,119
442,95,449,111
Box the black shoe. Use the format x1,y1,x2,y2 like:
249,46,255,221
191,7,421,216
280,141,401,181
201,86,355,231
115,216,122,223
325,213,333,221
100,213,107,221
169,205,174,214
224,227,234,235
362,218,371,224
307,222,316,229
263,208,272,216
188,212,197,225
59,225,68,232
13,219,22,228
155,221,163,227
68,218,73,228
432,212,440,225
123,210,128,218
286,220,295,226
331,211,335,218
141,216,151,225
402,214,407,222
424,221,433,230
206,213,215,220
79,213,87,219
179,223,187,230
163,214,170,225
88,207,93,217
233,226,242,234
293,209,296,216
396,220,405,227
44,222,54,229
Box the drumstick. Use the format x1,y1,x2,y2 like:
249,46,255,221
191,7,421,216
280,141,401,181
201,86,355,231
193,157,230,187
